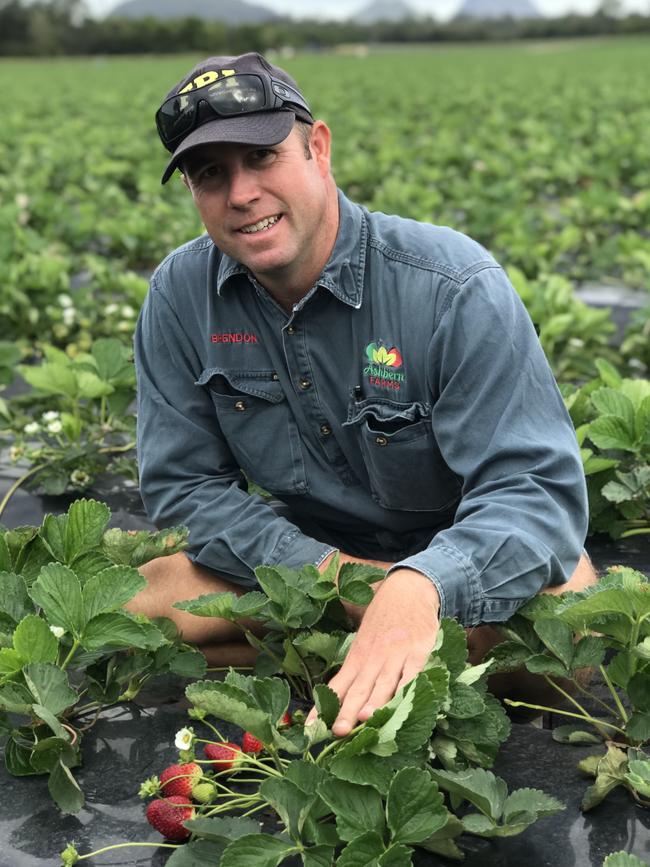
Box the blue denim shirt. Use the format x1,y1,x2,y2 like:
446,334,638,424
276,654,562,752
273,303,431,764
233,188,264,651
135,190,588,626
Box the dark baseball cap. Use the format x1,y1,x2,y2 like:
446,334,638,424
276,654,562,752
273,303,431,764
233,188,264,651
156,52,314,184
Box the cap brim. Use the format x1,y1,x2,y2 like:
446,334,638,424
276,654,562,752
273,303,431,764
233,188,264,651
161,110,297,184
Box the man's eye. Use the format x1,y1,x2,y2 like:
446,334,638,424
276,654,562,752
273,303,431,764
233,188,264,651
252,149,275,163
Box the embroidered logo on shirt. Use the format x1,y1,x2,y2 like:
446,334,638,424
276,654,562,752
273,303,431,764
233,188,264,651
363,340,405,391
211,332,259,344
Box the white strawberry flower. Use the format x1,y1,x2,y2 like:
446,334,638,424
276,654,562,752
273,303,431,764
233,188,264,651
24,421,40,435
174,727,194,751
42,410,60,422
121,305,135,318
50,625,65,639
70,469,90,487
57,293,73,308
105,303,119,315
47,420,63,434
62,307,76,326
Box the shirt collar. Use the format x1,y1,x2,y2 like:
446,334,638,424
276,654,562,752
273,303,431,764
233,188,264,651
215,189,367,309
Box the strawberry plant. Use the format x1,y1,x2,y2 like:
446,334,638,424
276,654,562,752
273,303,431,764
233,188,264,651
0,498,206,813
487,566,650,811
564,360,650,538
63,622,564,866
0,338,137,511
173,554,383,702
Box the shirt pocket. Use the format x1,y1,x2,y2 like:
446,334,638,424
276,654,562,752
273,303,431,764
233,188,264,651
196,367,306,495
343,397,461,512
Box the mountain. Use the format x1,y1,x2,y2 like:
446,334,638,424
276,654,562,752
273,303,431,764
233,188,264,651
353,0,417,24
108,0,280,23
455,0,541,18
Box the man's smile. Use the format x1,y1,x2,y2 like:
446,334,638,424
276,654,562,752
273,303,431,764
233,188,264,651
238,214,283,234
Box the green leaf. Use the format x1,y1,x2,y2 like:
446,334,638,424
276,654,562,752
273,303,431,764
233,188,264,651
396,668,448,751
166,839,228,867
485,640,532,672
183,816,260,842
329,748,427,796
552,725,602,745
448,682,486,719
313,683,340,728
301,846,335,867
571,635,606,670
101,525,188,567
65,499,111,563
76,369,113,398
175,592,239,620
186,680,273,744
6,734,39,775
81,613,163,651
435,618,468,679
336,832,386,867
625,713,650,743
533,618,575,669
628,673,650,714
0,682,34,714
220,834,298,866
591,388,636,431
29,564,85,637
603,854,650,867
429,767,508,820
588,416,637,451
386,767,447,844
168,650,208,679
293,631,347,666
48,757,84,813
19,362,77,398
0,537,12,573
317,778,385,842
31,703,69,740
13,614,58,663
23,662,77,715
0,572,31,623
596,359,623,388
525,654,569,678
338,580,374,606
0,648,23,675
581,744,628,811
378,845,413,867
502,787,564,824
260,776,313,838
82,566,146,620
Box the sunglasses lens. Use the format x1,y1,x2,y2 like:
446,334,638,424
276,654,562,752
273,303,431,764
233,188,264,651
205,76,267,115
158,94,195,145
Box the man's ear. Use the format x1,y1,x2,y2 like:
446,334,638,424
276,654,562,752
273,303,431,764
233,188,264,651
180,172,190,189
308,121,332,177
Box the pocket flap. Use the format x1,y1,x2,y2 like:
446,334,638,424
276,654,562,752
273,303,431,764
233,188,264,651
196,368,284,403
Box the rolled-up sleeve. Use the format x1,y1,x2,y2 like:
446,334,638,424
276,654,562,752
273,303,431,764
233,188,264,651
134,276,334,586
389,266,588,626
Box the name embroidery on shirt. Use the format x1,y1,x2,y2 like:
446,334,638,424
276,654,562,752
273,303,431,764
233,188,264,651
211,332,259,344
363,341,405,391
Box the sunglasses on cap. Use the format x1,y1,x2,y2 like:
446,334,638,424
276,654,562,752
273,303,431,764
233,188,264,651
156,72,312,150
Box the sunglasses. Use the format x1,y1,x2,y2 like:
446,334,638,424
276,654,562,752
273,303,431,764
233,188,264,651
156,73,312,150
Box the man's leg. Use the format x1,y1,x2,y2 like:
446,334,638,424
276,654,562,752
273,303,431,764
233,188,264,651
128,553,260,667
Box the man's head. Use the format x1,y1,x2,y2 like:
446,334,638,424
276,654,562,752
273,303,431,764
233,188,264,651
156,52,314,185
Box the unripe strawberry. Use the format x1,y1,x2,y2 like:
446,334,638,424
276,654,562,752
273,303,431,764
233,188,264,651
192,781,216,804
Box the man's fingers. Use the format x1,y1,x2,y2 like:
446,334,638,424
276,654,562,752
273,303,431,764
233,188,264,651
332,660,404,737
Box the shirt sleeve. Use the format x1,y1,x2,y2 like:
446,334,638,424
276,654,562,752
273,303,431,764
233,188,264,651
388,265,589,626
134,275,335,587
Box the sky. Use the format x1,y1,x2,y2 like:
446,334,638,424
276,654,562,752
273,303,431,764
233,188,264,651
84,0,649,21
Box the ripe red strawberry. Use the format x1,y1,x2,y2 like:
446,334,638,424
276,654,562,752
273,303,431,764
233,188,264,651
145,795,194,841
242,731,264,754
279,711,292,728
159,762,202,798
204,741,243,770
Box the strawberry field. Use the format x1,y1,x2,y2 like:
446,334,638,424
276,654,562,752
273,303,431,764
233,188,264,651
0,37,649,867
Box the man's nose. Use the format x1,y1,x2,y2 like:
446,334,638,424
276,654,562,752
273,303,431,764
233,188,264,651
227,167,260,209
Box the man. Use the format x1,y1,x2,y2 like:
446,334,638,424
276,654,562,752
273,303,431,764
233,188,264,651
131,52,596,737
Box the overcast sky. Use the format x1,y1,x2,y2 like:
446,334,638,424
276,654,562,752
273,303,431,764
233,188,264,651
85,0,649,21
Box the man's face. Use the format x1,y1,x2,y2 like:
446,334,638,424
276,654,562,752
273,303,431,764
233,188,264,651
181,121,337,293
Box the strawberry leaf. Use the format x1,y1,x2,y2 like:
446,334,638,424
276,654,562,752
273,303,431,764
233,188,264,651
182,816,260,842
13,614,58,664
336,831,386,866
314,683,340,728
81,565,146,620
186,680,274,744
317,778,385,842
48,756,84,814
533,618,575,668
429,767,508,820
23,662,77,716
29,564,85,637
0,572,30,623
260,775,314,838
386,767,447,844
220,834,298,867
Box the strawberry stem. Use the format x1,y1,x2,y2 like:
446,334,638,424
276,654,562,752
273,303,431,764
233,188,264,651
72,841,180,861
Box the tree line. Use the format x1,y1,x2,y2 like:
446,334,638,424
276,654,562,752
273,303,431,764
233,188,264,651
1,0,649,56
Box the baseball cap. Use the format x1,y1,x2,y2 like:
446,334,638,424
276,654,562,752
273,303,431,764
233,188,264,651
156,52,314,184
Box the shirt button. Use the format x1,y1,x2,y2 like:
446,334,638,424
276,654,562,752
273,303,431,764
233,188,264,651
375,435,388,446
271,372,279,381
286,325,297,335
320,424,332,436
234,400,246,411
299,379,311,390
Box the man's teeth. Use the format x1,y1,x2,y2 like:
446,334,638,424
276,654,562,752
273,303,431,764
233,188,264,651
240,215,280,234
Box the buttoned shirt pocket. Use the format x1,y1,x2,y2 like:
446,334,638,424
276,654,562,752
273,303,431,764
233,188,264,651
196,367,306,495
343,397,461,512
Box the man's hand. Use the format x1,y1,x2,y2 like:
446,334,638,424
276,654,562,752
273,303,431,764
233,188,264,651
309,565,441,737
